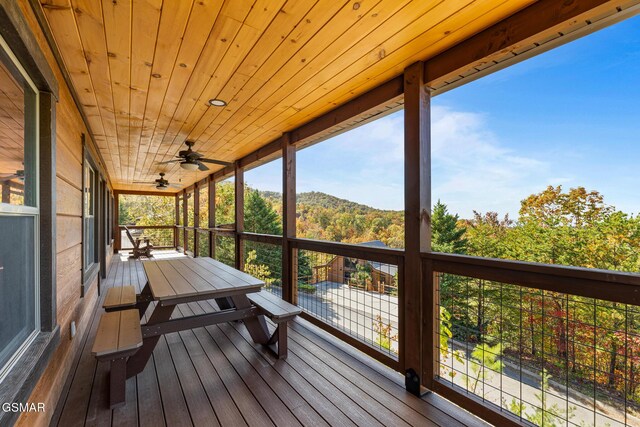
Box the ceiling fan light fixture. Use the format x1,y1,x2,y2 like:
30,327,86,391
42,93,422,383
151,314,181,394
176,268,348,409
156,185,167,190
208,98,227,107
180,162,200,171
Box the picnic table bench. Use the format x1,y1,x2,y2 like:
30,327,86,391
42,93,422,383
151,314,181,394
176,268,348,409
92,257,299,407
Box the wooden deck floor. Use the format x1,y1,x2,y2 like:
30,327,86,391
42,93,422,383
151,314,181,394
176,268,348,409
51,251,489,427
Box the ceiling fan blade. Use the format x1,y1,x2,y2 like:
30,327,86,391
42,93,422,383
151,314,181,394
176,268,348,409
197,161,209,172
156,159,181,164
199,158,232,166
168,184,182,188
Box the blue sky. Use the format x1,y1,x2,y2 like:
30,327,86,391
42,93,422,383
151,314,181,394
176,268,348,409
245,15,640,218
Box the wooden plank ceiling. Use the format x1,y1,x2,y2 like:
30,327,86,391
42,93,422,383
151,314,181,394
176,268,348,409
39,0,534,192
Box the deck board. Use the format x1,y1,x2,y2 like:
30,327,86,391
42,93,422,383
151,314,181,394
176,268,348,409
52,251,489,427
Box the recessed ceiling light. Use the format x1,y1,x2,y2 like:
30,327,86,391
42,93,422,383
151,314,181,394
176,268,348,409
208,98,227,107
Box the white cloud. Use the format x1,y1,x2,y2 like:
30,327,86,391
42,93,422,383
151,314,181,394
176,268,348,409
431,105,554,218
247,106,564,216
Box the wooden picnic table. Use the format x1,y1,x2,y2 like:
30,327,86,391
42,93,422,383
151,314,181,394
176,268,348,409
125,257,272,378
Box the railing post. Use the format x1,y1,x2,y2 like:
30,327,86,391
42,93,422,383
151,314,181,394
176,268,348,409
182,190,187,255
114,192,120,252
208,176,215,258
194,182,200,257
234,161,244,270
403,61,431,394
174,193,179,249
282,133,296,304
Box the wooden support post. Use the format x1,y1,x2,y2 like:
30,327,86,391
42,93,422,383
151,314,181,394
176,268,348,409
194,182,200,257
234,162,244,270
209,177,216,258
182,191,188,255
282,133,297,304
114,193,120,252
403,61,431,393
174,193,180,249
1,183,9,204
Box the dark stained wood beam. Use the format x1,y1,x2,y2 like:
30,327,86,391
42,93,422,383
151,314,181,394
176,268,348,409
182,190,188,255
424,0,628,88
1,183,9,203
403,61,430,388
281,133,296,303
193,182,200,257
234,162,244,270
174,193,180,249
113,189,176,197
208,176,216,257
290,76,404,146
239,137,284,169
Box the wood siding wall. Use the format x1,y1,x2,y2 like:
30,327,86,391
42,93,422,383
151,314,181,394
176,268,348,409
14,2,113,426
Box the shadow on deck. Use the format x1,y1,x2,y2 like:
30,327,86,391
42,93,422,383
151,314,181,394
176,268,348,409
51,251,488,427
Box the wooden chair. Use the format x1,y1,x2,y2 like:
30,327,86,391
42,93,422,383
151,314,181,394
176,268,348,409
124,226,153,259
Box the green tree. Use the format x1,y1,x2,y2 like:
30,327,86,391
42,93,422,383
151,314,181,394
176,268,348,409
244,188,282,235
431,200,467,254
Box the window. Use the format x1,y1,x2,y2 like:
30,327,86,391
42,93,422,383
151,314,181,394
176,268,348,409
83,152,99,282
0,35,39,381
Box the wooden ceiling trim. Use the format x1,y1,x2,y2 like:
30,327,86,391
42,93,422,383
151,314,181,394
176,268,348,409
260,0,528,147
128,0,161,183
148,2,249,181
140,0,225,183
40,0,113,170
133,0,193,183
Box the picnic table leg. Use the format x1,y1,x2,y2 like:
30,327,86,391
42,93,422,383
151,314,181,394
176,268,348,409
110,357,127,408
231,295,270,345
126,304,175,378
136,281,153,319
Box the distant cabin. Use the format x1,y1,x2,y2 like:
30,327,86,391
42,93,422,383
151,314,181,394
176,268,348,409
310,241,398,294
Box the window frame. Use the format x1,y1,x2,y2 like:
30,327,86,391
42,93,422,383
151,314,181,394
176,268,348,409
0,33,41,384
82,142,101,287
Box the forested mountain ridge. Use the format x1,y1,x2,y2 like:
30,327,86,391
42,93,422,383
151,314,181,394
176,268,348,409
259,190,400,214
257,189,404,248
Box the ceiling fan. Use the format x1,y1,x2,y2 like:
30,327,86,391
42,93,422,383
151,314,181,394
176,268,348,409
157,140,231,171
132,173,181,190
0,169,24,182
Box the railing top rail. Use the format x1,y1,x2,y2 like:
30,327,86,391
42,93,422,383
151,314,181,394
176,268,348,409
424,251,640,305
117,225,175,229
239,232,283,245
290,237,403,265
